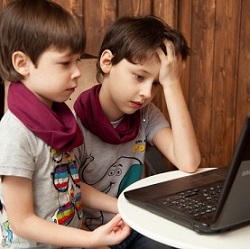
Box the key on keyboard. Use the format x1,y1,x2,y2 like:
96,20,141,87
161,182,224,218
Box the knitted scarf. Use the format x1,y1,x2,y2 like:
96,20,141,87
74,84,140,144
8,82,83,152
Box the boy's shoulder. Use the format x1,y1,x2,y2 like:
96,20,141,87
0,110,37,142
1,110,27,128
143,102,162,117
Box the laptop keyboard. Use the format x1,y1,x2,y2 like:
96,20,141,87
161,181,224,218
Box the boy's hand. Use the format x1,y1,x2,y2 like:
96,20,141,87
92,214,131,247
157,40,186,88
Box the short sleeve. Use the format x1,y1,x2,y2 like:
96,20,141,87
0,111,36,179
143,103,170,145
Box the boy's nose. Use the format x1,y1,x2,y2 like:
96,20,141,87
139,84,152,99
72,66,81,79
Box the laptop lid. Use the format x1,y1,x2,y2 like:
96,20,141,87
211,114,250,231
124,114,250,233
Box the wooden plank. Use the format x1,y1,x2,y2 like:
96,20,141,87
210,0,241,167
73,0,83,17
178,0,192,104
153,0,177,28
53,0,74,11
178,1,202,168
84,0,117,56
236,0,250,140
118,0,151,16
188,0,216,167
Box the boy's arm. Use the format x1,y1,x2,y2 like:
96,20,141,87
153,40,201,173
80,182,118,214
1,176,129,247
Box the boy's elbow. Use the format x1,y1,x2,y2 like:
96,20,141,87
8,215,36,239
178,154,201,173
7,220,22,237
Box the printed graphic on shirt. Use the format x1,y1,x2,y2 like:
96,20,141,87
132,139,146,153
79,155,143,229
50,149,83,226
0,148,84,247
1,219,13,247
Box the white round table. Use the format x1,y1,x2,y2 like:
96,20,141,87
118,169,250,249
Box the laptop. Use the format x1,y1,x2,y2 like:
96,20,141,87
124,114,250,233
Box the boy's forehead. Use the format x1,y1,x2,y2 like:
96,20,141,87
45,46,82,58
124,56,160,75
130,53,160,65
47,46,72,54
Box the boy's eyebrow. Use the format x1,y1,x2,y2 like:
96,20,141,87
57,51,81,60
133,65,151,74
137,68,150,74
60,50,75,57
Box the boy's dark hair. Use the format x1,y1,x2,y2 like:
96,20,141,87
0,0,86,82
96,15,190,83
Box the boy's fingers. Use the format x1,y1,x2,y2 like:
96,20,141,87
157,40,176,61
165,41,176,60
108,214,122,229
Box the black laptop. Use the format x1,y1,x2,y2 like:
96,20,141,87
124,114,250,233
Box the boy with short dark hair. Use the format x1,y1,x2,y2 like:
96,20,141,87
74,15,201,248
0,1,130,248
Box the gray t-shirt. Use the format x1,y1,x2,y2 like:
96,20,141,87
77,103,169,230
0,111,83,248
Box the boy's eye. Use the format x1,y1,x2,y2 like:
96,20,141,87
61,61,70,66
135,74,144,81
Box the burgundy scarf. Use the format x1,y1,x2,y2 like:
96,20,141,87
74,84,140,144
8,82,83,152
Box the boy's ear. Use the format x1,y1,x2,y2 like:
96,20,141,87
100,50,113,73
12,51,30,76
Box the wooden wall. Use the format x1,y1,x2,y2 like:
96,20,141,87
1,0,250,169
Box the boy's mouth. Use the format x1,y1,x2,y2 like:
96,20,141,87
130,101,143,109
